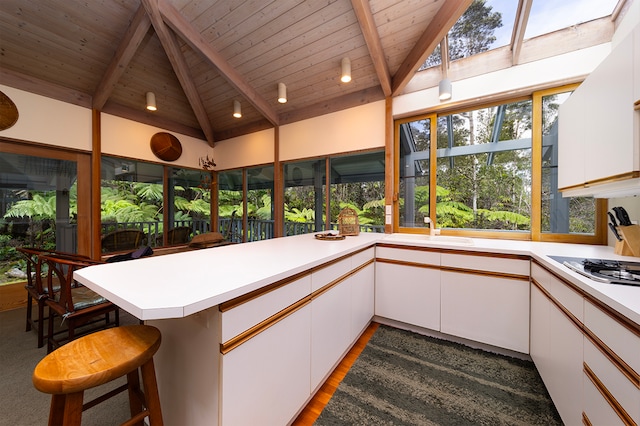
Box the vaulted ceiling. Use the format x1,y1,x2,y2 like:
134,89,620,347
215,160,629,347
0,0,472,147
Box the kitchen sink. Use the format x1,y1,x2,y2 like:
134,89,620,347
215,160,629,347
383,233,474,245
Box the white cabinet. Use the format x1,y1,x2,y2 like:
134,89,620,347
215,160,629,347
351,262,375,339
583,300,640,425
375,246,441,330
559,26,640,197
311,273,354,390
221,305,312,426
530,264,584,426
440,254,530,353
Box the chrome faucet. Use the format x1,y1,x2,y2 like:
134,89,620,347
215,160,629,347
424,216,440,236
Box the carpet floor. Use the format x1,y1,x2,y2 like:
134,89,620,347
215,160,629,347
0,306,139,426
315,325,562,426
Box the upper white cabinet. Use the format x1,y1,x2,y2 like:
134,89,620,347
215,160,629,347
559,26,640,197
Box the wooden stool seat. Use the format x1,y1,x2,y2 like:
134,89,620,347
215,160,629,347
33,325,163,426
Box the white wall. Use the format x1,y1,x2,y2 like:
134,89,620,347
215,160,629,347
393,43,611,118
213,128,274,170
0,84,91,150
279,101,385,162
101,113,210,169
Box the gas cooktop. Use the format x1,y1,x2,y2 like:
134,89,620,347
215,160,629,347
549,256,640,287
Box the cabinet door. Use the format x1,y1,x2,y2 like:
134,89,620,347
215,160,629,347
220,305,311,426
531,265,584,426
440,271,529,353
311,277,353,391
351,262,374,339
375,262,440,330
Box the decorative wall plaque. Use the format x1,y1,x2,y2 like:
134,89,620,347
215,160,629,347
0,91,19,131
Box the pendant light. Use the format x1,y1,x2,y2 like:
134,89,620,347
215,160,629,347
146,92,157,111
278,83,287,103
341,57,351,83
233,100,242,118
438,38,452,101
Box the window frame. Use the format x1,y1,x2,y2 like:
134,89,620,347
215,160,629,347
394,85,607,244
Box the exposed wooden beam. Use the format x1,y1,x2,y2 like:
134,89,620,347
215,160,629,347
92,5,151,110
391,0,472,96
141,0,215,147
278,86,385,126
0,67,92,108
350,0,392,97
102,102,205,140
511,0,533,66
156,0,279,128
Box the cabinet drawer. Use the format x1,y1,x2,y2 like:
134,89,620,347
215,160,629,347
352,247,374,268
375,246,440,265
220,274,311,342
584,338,640,424
531,263,583,322
584,299,640,376
311,257,351,292
583,372,627,426
441,253,529,276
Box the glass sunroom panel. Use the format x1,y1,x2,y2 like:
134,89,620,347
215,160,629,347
284,159,326,236
329,151,385,233
436,101,533,231
0,153,78,256
524,0,617,40
218,170,243,243
166,167,210,245
247,165,274,242
100,157,163,252
398,118,431,228
540,91,596,234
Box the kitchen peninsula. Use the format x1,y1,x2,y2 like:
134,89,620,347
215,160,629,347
74,233,640,425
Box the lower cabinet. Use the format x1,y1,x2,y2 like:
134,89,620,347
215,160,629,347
220,305,312,426
531,264,584,426
375,246,441,330
440,271,529,353
531,262,640,426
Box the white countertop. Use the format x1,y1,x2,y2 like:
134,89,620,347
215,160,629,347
74,232,640,325
75,233,379,320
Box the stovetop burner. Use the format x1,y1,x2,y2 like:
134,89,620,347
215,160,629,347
549,256,640,287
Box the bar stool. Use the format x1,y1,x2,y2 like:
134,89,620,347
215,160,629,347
33,325,163,426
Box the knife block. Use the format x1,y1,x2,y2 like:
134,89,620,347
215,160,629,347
615,225,640,257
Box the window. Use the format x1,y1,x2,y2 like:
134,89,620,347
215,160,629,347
395,87,604,242
283,151,385,236
247,165,274,242
284,159,326,236
100,157,163,252
436,100,532,231
217,169,243,242
167,167,211,242
0,141,89,286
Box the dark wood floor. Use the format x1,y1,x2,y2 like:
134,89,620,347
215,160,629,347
291,322,379,425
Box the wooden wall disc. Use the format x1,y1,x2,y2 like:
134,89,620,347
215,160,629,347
150,132,182,161
0,91,19,131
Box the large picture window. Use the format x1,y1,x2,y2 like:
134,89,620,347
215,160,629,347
395,86,604,242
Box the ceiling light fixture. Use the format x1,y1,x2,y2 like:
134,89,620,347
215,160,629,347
146,92,157,111
233,100,242,118
341,57,351,83
438,38,452,101
278,82,287,103
439,78,452,101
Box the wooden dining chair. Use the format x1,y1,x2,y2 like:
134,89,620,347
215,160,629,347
17,247,53,348
41,254,120,353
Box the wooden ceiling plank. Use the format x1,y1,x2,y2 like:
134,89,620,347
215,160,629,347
350,0,392,97
390,0,472,96
157,0,280,127
142,0,215,146
0,67,92,108
510,0,533,66
93,5,151,110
